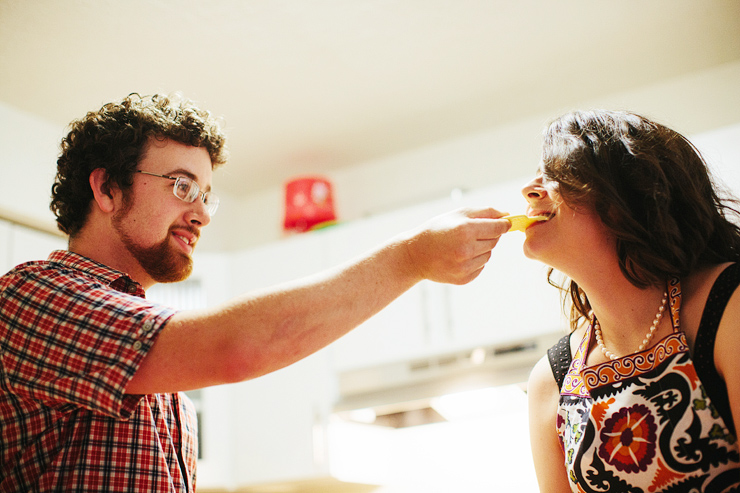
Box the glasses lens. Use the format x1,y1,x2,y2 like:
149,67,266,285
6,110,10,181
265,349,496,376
204,193,220,216
174,177,199,203
173,176,218,216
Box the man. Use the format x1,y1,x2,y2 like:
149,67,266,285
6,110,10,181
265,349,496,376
0,93,510,491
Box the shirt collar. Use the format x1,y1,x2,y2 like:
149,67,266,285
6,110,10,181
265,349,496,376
47,250,145,296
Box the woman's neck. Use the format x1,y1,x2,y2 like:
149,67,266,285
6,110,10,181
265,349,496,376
572,264,671,360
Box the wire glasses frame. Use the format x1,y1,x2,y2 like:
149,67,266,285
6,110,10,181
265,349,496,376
136,170,219,216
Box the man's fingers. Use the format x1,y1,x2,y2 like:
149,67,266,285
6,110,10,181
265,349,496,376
461,206,509,219
472,237,501,257
471,249,493,271
450,250,493,285
456,265,487,285
455,217,510,245
407,205,516,285
455,208,513,240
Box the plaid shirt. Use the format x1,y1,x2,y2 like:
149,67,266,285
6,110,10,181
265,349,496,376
0,250,197,492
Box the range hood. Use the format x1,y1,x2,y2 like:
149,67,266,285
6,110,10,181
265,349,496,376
334,330,564,427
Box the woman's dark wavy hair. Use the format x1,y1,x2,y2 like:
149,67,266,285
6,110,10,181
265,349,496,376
541,110,740,330
50,93,228,237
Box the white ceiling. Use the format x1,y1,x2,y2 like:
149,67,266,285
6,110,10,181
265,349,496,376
1,0,740,199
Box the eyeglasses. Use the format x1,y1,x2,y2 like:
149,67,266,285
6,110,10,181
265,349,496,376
136,170,219,216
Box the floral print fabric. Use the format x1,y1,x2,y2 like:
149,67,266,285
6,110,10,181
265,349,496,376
557,280,740,492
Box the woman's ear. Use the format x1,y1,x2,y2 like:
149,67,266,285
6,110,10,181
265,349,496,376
89,168,118,213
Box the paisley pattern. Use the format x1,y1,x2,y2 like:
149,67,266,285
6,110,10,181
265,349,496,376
557,280,740,492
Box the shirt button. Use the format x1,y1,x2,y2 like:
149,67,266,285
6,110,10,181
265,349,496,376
133,341,143,351
127,284,138,294
142,320,154,332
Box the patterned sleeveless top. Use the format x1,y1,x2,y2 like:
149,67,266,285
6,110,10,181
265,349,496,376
551,273,740,492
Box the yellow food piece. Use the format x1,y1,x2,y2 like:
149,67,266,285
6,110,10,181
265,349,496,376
504,214,550,232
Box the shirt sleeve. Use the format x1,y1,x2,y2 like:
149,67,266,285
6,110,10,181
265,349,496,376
0,267,177,419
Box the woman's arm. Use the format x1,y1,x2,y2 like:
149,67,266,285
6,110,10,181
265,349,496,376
528,354,572,493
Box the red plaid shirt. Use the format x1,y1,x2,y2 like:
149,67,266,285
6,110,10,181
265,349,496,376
0,251,197,492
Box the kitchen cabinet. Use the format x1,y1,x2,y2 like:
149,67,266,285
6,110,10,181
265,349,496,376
325,178,567,373
146,253,237,491
446,232,566,350
213,230,346,488
158,232,338,491
323,198,456,372
191,177,566,490
188,385,235,491
445,183,567,350
0,220,10,274
0,219,67,274
229,226,329,293
229,348,338,487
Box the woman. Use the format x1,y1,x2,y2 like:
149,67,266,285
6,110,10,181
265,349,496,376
525,110,740,492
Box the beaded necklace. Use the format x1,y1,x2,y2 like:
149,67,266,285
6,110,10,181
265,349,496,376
593,291,668,360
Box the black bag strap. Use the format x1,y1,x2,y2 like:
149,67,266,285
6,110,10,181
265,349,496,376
547,333,573,390
693,262,740,436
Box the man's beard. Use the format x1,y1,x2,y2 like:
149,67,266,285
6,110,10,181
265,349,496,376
112,200,194,283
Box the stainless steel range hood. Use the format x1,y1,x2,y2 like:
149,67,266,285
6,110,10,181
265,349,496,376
333,330,564,427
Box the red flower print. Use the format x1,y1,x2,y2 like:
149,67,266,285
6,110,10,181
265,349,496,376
598,403,657,473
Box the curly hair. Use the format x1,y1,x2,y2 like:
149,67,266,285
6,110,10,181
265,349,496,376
541,110,740,330
50,93,228,237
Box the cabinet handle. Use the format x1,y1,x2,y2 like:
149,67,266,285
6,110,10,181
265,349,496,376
420,281,432,344
443,284,453,340
312,407,327,467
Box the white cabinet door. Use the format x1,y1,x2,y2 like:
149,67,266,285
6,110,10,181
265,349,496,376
146,254,235,491
230,348,336,486
0,220,11,274
324,200,454,372
446,181,568,349
0,221,67,273
323,179,565,371
230,230,327,293
447,231,566,351
218,231,337,486
329,282,430,371
187,385,235,491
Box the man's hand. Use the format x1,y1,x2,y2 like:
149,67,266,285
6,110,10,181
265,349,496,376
402,207,511,285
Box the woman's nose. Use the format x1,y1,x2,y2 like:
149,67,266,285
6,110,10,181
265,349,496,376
521,177,546,200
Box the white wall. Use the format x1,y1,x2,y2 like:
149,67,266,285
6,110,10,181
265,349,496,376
693,122,740,198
